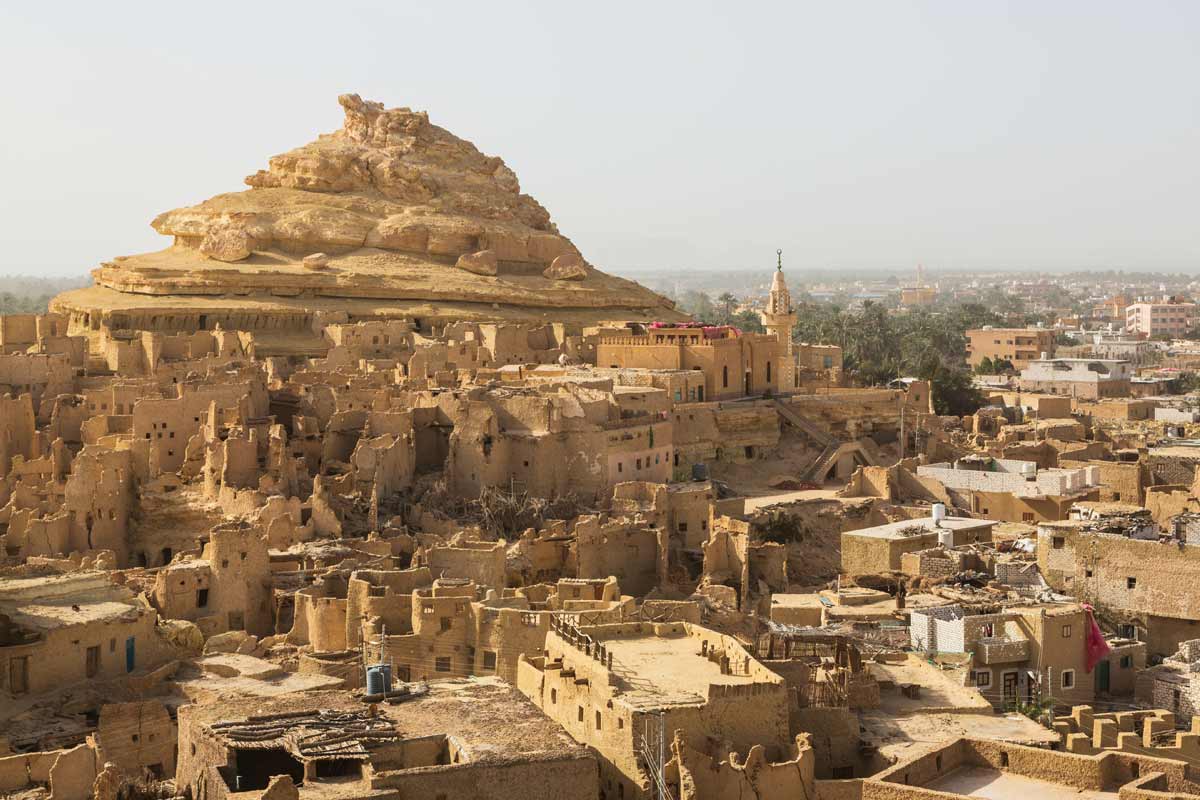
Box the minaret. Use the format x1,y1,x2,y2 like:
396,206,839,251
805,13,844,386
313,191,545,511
761,249,798,392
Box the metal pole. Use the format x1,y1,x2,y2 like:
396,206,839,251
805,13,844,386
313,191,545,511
658,713,665,800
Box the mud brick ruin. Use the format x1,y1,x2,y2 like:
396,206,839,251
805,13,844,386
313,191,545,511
8,96,1200,800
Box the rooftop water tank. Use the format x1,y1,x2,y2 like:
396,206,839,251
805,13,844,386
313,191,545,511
366,663,392,696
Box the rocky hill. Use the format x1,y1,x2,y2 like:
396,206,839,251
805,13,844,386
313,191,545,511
52,95,682,331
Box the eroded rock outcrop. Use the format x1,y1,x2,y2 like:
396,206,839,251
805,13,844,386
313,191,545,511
54,94,682,330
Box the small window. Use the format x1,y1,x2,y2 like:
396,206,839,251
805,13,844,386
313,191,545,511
1052,537,1065,549
1022,512,1035,522
1085,569,1093,578
1127,577,1137,589
1062,625,1072,639
197,589,209,608
974,670,991,688
577,706,584,722
483,651,497,670
678,522,688,533
1120,655,1133,669
550,688,557,704
435,656,451,673
595,710,602,730
1061,669,1075,689
440,617,452,632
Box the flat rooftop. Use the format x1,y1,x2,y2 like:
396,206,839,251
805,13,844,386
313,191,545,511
381,677,585,761
604,632,758,702
175,655,345,701
845,517,995,540
187,679,588,765
925,766,1117,799
0,573,145,631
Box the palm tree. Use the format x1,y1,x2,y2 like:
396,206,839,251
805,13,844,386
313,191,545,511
717,292,738,322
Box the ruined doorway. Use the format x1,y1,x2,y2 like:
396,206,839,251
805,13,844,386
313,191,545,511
86,645,100,678
229,748,303,791
125,637,136,673
9,656,28,694
315,759,361,780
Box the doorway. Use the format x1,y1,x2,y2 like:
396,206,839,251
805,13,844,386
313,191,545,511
9,656,28,694
1002,671,1019,708
1095,660,1111,694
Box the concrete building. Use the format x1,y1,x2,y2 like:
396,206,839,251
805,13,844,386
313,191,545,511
839,514,997,577
966,327,1057,371
1126,298,1198,338
917,456,1101,523
910,603,1144,711
1019,358,1133,398
1039,516,1200,658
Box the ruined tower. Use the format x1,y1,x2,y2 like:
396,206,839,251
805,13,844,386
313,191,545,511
761,250,798,392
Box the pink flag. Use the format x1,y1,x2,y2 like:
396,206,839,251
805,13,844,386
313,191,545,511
1083,604,1110,673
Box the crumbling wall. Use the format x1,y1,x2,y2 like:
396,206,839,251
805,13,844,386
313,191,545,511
96,701,176,778
672,732,815,800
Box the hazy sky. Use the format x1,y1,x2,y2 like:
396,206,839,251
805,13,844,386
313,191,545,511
1,1,1197,278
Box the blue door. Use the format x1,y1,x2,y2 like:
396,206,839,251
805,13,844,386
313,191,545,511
125,637,135,673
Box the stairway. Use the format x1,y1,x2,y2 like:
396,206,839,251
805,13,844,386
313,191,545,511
772,399,836,448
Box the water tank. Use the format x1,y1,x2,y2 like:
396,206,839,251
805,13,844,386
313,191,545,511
931,503,946,527
691,463,709,481
366,663,392,696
